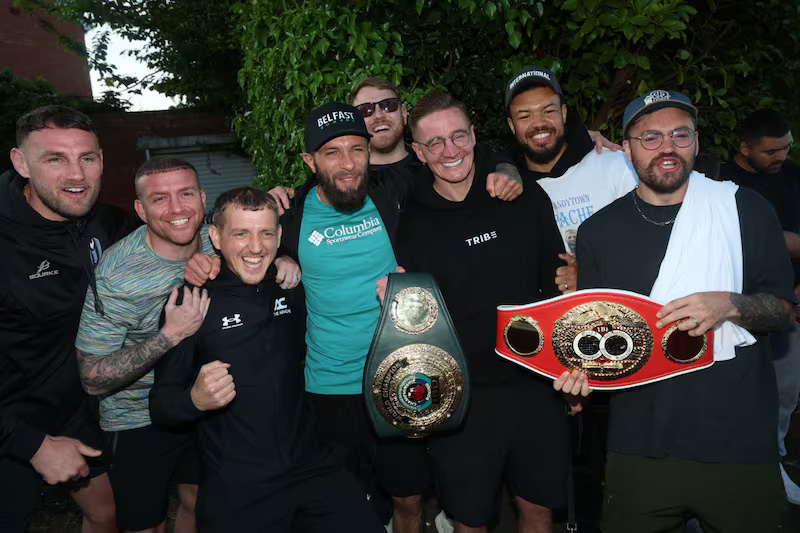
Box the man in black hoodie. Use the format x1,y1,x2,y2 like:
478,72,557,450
150,187,384,532
395,90,567,532
0,105,135,531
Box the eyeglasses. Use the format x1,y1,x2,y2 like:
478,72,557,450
414,128,472,155
355,97,401,118
629,127,697,150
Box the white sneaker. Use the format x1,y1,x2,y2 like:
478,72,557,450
434,510,454,533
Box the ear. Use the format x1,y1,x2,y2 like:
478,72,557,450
10,148,30,178
134,199,147,224
623,140,633,163
401,105,408,127
302,152,316,173
470,124,478,144
200,189,207,211
506,116,516,136
561,104,567,124
739,140,749,157
411,143,427,165
209,224,221,250
276,224,283,249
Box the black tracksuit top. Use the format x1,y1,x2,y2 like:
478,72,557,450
0,169,136,461
149,264,331,492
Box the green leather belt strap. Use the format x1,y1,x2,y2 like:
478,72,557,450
363,272,470,438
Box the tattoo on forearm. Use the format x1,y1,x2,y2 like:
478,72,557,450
78,331,175,395
496,163,522,184
730,293,791,332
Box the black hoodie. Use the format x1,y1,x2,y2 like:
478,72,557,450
0,169,136,461
149,264,333,500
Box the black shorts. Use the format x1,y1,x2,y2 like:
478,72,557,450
0,399,107,532
430,377,570,527
307,393,433,498
106,423,200,531
197,468,385,533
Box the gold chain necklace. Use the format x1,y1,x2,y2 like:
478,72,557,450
632,189,677,226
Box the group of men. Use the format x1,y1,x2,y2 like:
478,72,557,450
0,62,797,533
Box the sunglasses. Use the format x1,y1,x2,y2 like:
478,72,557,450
356,97,401,118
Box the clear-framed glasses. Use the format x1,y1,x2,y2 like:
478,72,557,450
630,127,698,150
415,128,472,155
355,97,401,118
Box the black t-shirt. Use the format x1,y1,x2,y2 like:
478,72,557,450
396,145,565,388
576,187,795,464
720,159,800,284
369,146,423,186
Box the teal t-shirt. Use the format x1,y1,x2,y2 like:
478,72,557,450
298,187,397,394
75,225,215,431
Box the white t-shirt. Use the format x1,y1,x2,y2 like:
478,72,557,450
537,149,637,254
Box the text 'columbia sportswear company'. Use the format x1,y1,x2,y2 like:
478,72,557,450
307,216,384,247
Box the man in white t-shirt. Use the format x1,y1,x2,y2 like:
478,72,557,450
503,66,636,280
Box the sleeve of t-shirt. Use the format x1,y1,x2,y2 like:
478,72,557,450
612,152,638,196
737,187,796,303
74,273,139,356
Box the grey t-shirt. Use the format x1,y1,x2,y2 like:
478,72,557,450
75,225,213,431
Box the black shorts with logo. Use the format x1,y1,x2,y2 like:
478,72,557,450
106,422,200,531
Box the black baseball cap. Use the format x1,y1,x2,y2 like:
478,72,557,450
505,65,564,109
623,90,698,137
304,102,371,152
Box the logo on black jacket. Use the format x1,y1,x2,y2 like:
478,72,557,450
273,297,291,316
29,260,59,280
221,314,243,330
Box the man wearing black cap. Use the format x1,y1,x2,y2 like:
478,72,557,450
504,65,636,292
574,90,795,531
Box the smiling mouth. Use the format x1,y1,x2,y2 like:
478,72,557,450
242,256,263,267
443,159,463,168
373,124,391,133
658,159,679,170
169,218,189,226
528,130,553,144
63,187,87,194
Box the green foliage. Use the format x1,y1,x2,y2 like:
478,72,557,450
236,0,800,188
0,69,125,173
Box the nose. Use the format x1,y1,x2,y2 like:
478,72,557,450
247,233,263,253
66,159,86,181
442,138,460,158
373,105,385,118
340,150,356,170
167,193,182,213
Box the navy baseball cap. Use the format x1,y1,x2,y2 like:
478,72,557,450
623,90,698,137
304,102,371,152
505,65,563,109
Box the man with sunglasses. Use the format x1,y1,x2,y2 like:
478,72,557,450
572,90,795,532
388,89,567,533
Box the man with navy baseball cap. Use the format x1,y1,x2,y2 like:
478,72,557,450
569,89,795,532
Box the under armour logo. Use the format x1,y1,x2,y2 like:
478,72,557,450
221,314,243,330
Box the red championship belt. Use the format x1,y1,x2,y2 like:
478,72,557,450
495,289,714,390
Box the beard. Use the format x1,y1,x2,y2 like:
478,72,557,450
747,155,783,174
29,179,100,219
634,152,694,194
369,120,404,154
317,165,369,212
520,127,567,165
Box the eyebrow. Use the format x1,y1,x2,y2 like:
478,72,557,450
148,185,198,198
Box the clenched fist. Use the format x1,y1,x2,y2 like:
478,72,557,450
191,361,236,411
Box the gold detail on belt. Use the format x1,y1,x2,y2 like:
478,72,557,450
371,344,464,437
390,287,439,335
553,302,653,381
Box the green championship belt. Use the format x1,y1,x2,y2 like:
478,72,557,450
364,272,470,438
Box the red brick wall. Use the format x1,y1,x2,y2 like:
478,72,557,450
91,110,230,212
0,0,92,98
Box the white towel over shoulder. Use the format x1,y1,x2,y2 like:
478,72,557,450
649,172,755,361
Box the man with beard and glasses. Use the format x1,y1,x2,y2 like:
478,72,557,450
0,105,135,532
572,90,795,532
504,65,636,294
719,109,800,505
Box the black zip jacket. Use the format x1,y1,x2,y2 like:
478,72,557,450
0,169,137,460
395,149,565,387
149,264,333,496
504,111,595,181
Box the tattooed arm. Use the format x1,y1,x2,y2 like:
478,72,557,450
78,286,210,396
656,291,792,336
729,293,793,332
